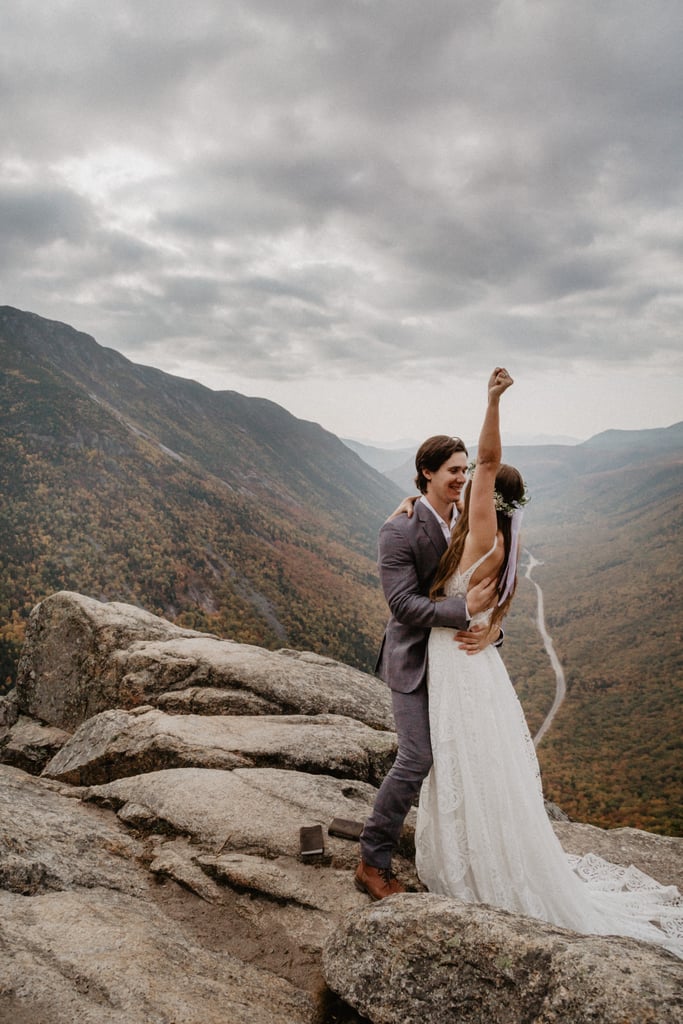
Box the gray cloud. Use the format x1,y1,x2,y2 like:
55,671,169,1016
0,183,93,246
1,0,681,434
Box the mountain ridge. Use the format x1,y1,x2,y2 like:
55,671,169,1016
0,305,402,681
1,305,398,539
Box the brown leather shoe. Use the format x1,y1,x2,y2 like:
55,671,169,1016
354,859,406,900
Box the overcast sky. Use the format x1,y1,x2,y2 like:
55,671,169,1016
2,1,682,446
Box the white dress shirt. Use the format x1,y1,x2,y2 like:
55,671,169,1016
418,495,457,544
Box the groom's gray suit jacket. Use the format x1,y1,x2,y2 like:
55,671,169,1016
375,500,470,694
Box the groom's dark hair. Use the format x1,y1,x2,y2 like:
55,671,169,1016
415,435,468,494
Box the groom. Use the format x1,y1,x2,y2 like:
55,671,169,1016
355,434,501,899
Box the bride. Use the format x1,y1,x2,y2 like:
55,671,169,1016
414,367,683,960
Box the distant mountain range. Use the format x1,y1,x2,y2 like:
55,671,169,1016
344,432,583,464
373,424,683,494
342,438,416,475
1,305,681,836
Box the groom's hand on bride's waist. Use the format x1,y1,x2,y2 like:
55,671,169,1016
454,622,504,655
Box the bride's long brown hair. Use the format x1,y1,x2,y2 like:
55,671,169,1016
430,463,525,628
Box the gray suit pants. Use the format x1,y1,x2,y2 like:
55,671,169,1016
359,682,432,869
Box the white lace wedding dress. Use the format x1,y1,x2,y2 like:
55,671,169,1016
415,543,683,960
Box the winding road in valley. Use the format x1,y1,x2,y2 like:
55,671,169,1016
523,551,567,747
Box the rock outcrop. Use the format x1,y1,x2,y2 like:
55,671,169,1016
43,706,397,786
2,590,682,1024
323,894,683,1024
0,714,71,774
17,591,394,731
0,764,313,1022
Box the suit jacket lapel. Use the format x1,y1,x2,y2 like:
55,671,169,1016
416,501,448,557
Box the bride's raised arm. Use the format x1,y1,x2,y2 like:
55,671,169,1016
465,368,514,559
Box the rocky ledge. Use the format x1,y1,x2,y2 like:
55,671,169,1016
1,591,681,1024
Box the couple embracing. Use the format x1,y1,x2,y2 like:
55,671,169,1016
354,368,683,960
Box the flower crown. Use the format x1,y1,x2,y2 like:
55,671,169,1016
467,460,530,518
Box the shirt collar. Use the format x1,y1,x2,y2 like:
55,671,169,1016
419,495,457,541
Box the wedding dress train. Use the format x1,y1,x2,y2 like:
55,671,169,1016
415,545,683,960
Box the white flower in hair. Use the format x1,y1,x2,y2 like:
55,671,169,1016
468,460,530,517
494,491,530,517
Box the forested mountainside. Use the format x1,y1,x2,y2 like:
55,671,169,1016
385,424,683,837
507,433,682,837
0,306,402,684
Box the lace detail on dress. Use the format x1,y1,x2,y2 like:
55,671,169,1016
444,538,497,599
416,543,683,961
445,538,497,630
